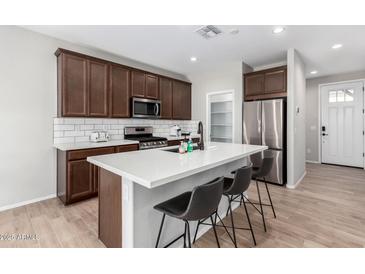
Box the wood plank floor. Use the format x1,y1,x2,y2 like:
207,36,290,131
0,163,364,248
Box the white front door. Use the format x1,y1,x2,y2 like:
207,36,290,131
321,81,364,167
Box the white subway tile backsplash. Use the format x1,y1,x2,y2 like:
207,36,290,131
64,118,85,125
54,131,64,138
54,118,64,125
54,117,199,144
75,136,90,142
111,125,124,130
64,131,84,137
85,118,101,124
80,125,94,130
54,124,74,131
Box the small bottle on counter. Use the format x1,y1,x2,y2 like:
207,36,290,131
187,136,193,153
179,141,185,154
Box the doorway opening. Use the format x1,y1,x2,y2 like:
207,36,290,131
206,90,235,143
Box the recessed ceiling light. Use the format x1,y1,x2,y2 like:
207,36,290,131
190,57,197,62
310,70,318,75
332,44,343,49
272,27,285,34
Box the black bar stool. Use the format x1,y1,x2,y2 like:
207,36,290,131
250,155,276,232
231,154,277,232
193,166,256,247
154,177,224,248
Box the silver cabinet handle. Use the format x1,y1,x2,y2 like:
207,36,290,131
155,103,159,116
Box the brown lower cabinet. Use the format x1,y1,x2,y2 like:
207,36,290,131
57,144,138,205
57,139,199,205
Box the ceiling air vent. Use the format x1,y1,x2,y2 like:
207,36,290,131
196,25,222,39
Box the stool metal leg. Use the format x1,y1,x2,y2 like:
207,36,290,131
185,221,192,248
210,214,220,248
155,213,166,248
193,220,201,244
256,179,267,232
183,222,187,248
242,194,256,246
264,178,276,218
228,196,237,247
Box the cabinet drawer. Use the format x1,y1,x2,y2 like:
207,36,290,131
115,144,139,153
68,147,115,161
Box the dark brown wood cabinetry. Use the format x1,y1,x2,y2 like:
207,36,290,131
57,144,138,205
88,60,109,117
110,65,130,118
56,48,192,120
159,77,173,119
145,74,159,99
58,53,88,117
172,81,192,120
131,70,146,98
244,66,287,101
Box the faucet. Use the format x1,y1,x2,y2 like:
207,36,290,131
197,121,204,150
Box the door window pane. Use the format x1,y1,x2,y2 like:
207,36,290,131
329,91,337,103
337,90,345,102
344,89,354,102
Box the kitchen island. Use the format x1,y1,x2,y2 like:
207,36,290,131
87,142,267,248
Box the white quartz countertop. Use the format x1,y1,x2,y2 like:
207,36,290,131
54,140,139,151
87,142,267,189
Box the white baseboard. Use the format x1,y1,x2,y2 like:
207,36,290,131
306,160,320,164
286,171,307,189
0,194,57,212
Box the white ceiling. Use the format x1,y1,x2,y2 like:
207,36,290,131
22,25,365,78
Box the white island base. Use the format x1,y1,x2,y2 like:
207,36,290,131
88,143,267,248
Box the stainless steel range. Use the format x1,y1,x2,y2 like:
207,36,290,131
124,126,168,150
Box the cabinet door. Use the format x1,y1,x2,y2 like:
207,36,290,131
92,165,99,194
115,144,139,153
172,81,191,120
61,53,88,116
131,70,146,97
88,60,109,117
145,74,159,99
264,68,286,94
159,77,173,119
110,65,130,117
67,159,93,202
244,73,264,97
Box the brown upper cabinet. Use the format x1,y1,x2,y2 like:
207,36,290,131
159,77,173,119
131,70,146,98
145,74,159,99
56,48,191,119
110,64,130,118
244,66,287,101
88,59,109,117
58,52,88,117
172,80,192,120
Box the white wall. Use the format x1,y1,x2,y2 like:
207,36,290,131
0,26,187,210
306,70,365,162
188,61,247,143
287,49,306,188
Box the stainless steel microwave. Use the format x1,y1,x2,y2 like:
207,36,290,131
132,97,161,119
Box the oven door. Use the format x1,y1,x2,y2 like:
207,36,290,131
132,97,161,119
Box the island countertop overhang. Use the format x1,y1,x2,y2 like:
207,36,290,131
87,142,268,189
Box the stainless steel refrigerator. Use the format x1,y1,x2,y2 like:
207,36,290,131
243,99,286,185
